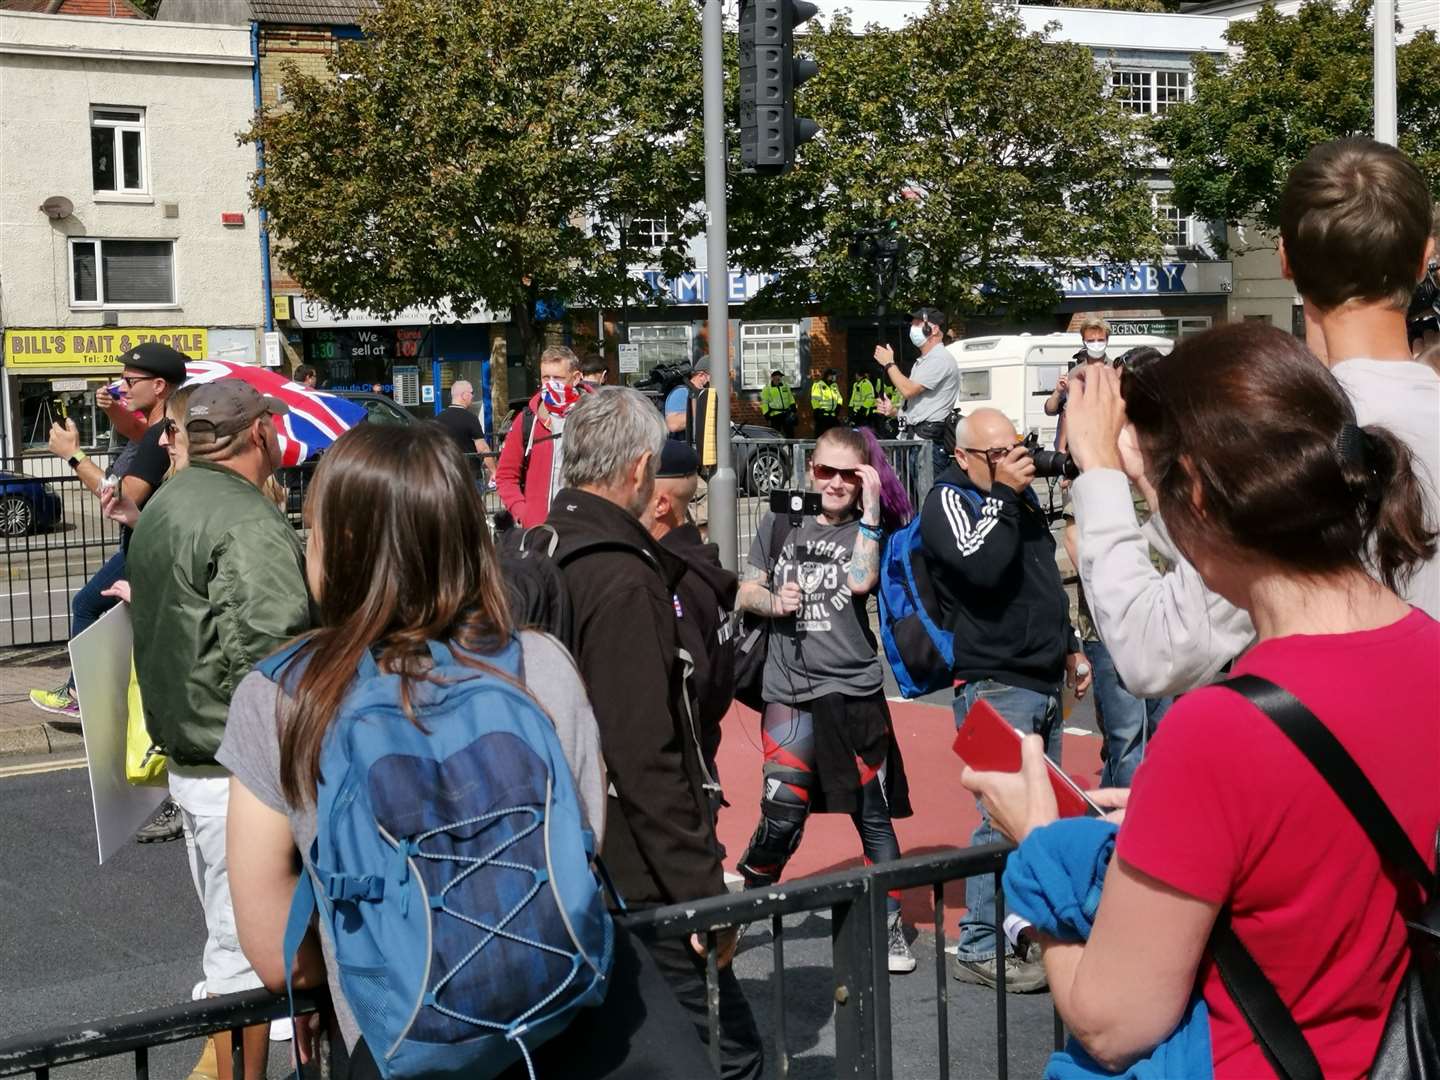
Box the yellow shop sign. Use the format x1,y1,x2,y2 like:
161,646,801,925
4,328,208,370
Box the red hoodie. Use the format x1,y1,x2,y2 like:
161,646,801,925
494,392,559,529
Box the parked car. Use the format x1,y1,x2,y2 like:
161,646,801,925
336,390,417,426
0,472,64,538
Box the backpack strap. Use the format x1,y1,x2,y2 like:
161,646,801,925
555,538,657,571
1208,673,1437,1080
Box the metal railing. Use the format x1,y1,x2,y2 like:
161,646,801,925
0,844,1063,1080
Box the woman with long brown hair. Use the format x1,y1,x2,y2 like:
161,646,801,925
218,422,713,1078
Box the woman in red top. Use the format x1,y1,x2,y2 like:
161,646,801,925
963,322,1439,1078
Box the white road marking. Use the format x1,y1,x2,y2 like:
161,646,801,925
1063,726,1094,737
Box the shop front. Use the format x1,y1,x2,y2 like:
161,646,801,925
1,327,209,460
1054,260,1233,337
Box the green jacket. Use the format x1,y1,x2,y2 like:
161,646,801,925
811,380,842,414
850,376,876,413
760,383,795,415
128,462,311,766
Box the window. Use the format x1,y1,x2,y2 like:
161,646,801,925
624,324,692,385
629,216,671,249
90,107,146,193
69,238,176,307
957,370,991,401
1156,70,1190,114
1157,198,1190,248
1030,365,1064,396
1110,70,1154,114
739,322,801,390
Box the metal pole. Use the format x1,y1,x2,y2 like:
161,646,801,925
703,0,737,570
1374,0,1397,145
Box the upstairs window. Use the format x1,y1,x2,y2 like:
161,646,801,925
91,106,147,194
1110,69,1154,114
70,238,176,307
629,216,672,249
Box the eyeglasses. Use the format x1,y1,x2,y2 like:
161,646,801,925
119,374,154,387
961,446,1013,464
811,462,861,484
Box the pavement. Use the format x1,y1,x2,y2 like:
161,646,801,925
0,643,82,757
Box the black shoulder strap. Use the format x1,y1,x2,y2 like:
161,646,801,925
1222,674,1433,890
555,538,657,572
1210,914,1323,1080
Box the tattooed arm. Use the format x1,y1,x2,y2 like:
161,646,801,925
738,567,801,617
846,463,883,595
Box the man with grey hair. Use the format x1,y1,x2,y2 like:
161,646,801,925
546,388,764,1079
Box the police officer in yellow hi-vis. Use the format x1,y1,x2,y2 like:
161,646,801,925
810,367,843,436
849,370,878,428
760,369,797,438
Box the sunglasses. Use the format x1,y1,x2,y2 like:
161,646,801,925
812,462,861,484
159,418,178,440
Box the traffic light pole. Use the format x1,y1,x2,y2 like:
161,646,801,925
703,0,738,571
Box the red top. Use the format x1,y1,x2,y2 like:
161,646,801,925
1117,608,1440,1080
493,392,557,530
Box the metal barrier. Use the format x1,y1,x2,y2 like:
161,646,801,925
0,844,1063,1080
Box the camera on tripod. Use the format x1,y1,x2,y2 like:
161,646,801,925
1022,431,1079,480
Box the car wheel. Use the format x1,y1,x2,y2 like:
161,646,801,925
749,447,787,496
0,495,34,538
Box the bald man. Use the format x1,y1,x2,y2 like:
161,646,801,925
435,379,492,456
918,407,1088,994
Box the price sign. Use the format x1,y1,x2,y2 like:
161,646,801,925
618,343,641,374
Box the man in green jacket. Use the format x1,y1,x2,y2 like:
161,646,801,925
128,380,310,1080
849,369,878,428
759,369,797,438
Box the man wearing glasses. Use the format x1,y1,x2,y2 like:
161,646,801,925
918,407,1090,994
31,343,182,745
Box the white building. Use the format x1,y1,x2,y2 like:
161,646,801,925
1188,0,1437,42
0,10,263,459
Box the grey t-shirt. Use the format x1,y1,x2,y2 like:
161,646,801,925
748,512,883,704
904,343,960,425
216,630,603,1052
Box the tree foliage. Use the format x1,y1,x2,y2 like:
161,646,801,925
728,0,1164,320
1156,0,1440,236
246,0,706,363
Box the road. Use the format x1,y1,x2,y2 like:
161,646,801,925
0,753,1075,1079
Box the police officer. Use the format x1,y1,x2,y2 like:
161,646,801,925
849,369,878,428
760,370,797,438
811,368,843,436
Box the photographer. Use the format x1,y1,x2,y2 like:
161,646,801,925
918,407,1088,993
875,306,960,479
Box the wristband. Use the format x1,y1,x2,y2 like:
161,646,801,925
1003,913,1033,951
68,451,87,470
858,521,883,541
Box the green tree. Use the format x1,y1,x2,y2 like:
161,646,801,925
245,0,707,390
1156,0,1440,238
728,0,1164,322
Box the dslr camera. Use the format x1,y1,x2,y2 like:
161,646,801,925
1022,431,1079,481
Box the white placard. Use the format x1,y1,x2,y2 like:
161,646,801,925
262,331,283,368
618,343,641,374
70,604,165,865
51,378,89,392
421,384,435,403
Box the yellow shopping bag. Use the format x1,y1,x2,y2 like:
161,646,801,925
124,657,166,785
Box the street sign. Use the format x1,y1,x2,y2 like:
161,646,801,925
618,343,641,373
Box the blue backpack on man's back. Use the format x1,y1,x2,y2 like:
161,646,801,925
258,635,613,1080
877,482,981,699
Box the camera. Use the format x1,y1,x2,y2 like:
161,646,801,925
1022,431,1079,480
769,489,822,522
1406,259,1440,345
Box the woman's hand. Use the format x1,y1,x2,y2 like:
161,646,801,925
101,579,132,604
960,734,1059,843
101,485,141,529
1065,365,1127,473
857,463,882,524
1088,787,1130,827
772,580,802,616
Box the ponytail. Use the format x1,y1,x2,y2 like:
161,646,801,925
1353,425,1438,593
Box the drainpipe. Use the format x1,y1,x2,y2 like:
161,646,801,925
251,22,274,335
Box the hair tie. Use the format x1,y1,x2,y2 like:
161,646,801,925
1335,422,1383,505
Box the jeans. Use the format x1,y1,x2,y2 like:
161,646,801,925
952,679,1061,962
1086,639,1172,788
67,549,127,689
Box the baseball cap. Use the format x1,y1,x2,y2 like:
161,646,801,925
656,440,699,479
909,306,948,333
123,341,189,384
185,381,288,439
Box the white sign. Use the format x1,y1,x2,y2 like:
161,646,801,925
421,384,435,404
51,378,88,392
618,343,641,374
292,297,498,329
70,605,165,865
263,331,282,368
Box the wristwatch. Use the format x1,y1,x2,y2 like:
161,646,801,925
67,452,87,470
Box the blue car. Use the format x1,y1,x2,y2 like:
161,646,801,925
0,471,64,538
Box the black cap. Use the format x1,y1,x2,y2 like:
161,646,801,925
122,341,189,384
656,440,699,479
910,306,948,333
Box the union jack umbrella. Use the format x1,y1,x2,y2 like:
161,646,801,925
183,360,369,467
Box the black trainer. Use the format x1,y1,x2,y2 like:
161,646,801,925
136,798,182,844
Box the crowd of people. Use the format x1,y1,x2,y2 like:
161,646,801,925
30,135,1439,1080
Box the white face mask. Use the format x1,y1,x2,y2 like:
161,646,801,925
909,325,928,349
1084,340,1107,359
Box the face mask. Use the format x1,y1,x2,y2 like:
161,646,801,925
541,377,580,417
909,325,928,349
1084,340,1107,359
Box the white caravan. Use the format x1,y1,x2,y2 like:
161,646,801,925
944,332,1173,447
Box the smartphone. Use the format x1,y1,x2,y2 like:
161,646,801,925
952,698,1102,818
54,397,68,420
769,490,822,517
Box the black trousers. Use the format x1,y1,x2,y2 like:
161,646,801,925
344,923,718,1079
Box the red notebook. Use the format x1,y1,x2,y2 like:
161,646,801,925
952,698,1101,819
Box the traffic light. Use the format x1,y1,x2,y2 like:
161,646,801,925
739,0,819,175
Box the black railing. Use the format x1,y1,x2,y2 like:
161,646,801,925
0,844,1062,1080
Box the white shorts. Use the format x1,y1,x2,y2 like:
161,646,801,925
177,780,263,995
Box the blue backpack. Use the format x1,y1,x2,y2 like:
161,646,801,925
877,482,982,699
259,635,613,1080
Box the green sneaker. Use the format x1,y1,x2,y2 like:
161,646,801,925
30,684,78,718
